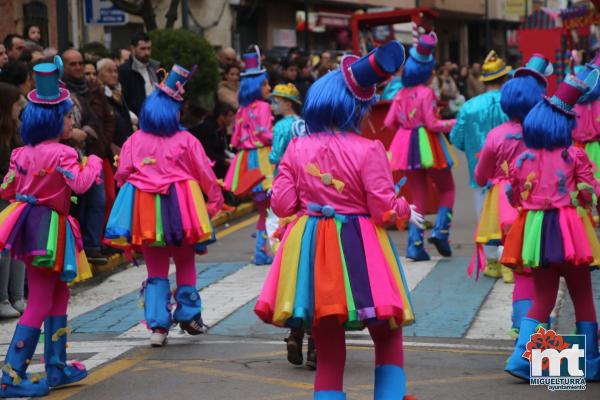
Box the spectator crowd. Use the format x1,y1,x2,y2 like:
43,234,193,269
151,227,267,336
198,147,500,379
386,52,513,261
0,28,476,320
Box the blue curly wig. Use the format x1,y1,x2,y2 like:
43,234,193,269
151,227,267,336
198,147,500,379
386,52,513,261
500,75,546,122
20,99,73,146
139,90,182,137
303,69,376,134
401,57,436,87
238,72,268,107
523,100,575,150
576,66,600,104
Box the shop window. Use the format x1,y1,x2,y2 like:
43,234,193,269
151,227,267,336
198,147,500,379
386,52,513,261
23,1,49,47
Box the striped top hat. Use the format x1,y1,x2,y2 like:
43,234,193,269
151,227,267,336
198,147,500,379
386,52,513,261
546,70,599,115
241,45,266,77
409,32,437,64
513,53,554,86
156,64,195,102
27,56,70,105
480,50,512,82
341,40,406,101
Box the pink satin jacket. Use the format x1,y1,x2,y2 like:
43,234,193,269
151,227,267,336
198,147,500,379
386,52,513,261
231,100,273,150
271,132,411,224
1,141,102,215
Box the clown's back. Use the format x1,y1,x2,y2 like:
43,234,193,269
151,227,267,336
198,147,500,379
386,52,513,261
255,132,416,331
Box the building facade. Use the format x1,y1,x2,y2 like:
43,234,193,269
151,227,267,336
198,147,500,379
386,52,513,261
0,0,59,49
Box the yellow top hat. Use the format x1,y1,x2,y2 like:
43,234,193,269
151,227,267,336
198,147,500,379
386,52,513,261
272,83,302,104
480,50,512,82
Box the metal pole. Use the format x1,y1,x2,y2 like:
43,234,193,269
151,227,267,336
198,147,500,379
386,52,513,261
182,0,190,30
57,0,69,51
304,0,309,53
485,0,491,51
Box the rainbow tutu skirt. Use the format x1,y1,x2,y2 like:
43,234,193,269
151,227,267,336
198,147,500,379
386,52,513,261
254,214,415,330
389,127,457,171
0,202,91,283
105,180,215,252
475,181,518,245
224,147,274,194
501,207,600,271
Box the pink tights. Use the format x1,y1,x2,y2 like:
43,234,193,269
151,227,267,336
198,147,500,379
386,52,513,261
312,317,404,392
20,263,69,328
404,169,455,214
142,245,197,286
527,265,597,323
254,197,269,231
513,272,535,302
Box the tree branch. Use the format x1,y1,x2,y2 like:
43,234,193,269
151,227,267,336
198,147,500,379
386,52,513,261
165,0,181,29
110,0,143,16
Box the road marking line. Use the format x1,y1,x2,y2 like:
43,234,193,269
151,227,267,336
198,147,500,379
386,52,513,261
217,215,259,239
176,364,314,390
44,353,149,400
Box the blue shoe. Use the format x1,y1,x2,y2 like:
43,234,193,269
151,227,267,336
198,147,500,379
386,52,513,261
44,316,88,388
314,391,346,400
0,324,49,397
505,317,545,380
375,364,406,399
173,286,207,335
253,230,273,265
407,223,430,261
428,207,452,257
143,277,172,331
576,321,600,381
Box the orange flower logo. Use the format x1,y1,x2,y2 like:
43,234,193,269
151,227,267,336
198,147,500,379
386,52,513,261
523,327,571,371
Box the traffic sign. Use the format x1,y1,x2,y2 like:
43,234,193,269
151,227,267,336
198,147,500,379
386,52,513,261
84,0,129,26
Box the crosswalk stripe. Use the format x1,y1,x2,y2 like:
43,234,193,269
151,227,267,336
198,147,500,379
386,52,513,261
121,263,270,338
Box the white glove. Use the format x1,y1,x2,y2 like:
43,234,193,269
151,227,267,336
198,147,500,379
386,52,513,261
409,204,425,229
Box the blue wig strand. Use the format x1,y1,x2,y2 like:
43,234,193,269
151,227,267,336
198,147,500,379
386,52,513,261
139,90,182,137
303,70,376,134
20,100,73,146
576,67,600,104
401,57,435,87
500,75,546,122
523,100,575,150
238,72,268,107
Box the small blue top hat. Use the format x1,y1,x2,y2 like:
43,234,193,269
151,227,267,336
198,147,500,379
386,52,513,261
341,40,406,101
27,56,70,105
546,70,599,115
513,53,554,85
241,45,266,77
409,32,437,64
156,64,194,101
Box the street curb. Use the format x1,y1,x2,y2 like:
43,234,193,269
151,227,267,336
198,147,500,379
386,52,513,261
87,201,256,277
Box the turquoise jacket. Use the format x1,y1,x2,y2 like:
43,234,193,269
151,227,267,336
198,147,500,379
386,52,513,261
381,76,403,100
449,90,508,188
269,114,300,167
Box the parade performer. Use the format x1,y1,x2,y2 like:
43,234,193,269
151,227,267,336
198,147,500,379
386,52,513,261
385,32,457,261
255,41,423,400
503,71,600,381
0,57,102,397
471,55,552,335
451,50,511,278
572,53,600,182
105,64,223,347
269,83,302,168
224,45,275,265
266,83,315,368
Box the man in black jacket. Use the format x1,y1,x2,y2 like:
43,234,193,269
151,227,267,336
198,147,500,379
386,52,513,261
118,32,160,116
